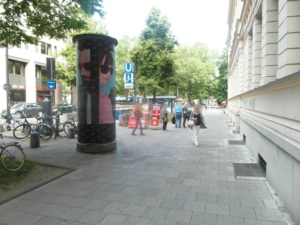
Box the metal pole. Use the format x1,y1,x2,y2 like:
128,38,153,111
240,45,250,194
50,60,53,106
133,72,136,104
6,47,10,123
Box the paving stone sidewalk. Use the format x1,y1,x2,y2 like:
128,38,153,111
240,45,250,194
0,109,291,225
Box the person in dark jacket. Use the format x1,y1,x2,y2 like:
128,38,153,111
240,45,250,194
190,104,206,147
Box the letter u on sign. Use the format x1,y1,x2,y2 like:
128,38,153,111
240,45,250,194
124,63,135,73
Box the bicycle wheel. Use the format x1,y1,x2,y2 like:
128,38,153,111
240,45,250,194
0,144,25,171
12,120,20,129
63,122,74,134
38,124,52,140
13,124,31,139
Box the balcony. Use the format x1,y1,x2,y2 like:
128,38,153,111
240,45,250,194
36,78,48,89
9,74,25,86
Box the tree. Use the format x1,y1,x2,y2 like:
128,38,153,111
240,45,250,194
131,7,177,103
174,43,216,103
212,48,228,104
115,35,137,101
0,0,105,47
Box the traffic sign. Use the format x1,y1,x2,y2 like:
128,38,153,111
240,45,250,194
124,83,134,89
124,63,135,73
47,80,56,90
3,83,10,91
124,73,134,83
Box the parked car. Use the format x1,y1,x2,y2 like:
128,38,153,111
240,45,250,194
1,102,42,119
52,103,76,115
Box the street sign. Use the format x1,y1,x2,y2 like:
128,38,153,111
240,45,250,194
124,73,134,83
124,83,134,89
47,80,56,90
3,83,10,91
124,63,135,73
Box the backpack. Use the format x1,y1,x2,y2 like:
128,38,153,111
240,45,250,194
186,110,191,118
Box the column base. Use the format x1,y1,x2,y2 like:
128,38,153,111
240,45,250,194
77,141,117,153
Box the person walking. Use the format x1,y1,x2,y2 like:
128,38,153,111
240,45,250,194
162,112,168,131
182,103,191,128
190,104,206,147
160,103,168,131
174,101,183,128
132,103,145,135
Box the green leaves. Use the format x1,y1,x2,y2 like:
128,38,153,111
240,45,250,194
131,7,177,102
0,0,105,47
174,43,216,102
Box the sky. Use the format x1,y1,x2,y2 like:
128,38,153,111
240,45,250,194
101,0,229,53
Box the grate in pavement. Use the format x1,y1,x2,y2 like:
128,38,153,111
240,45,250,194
233,163,266,177
228,140,245,145
232,130,240,134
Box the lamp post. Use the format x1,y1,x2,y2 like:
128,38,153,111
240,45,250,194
5,47,11,123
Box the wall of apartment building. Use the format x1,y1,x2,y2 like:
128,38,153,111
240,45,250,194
0,37,65,113
227,0,300,223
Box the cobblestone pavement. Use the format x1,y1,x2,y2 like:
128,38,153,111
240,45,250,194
0,109,291,225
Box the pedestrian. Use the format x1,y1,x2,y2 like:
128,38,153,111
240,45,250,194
160,103,168,131
182,103,191,128
132,103,145,135
190,104,207,147
162,112,169,131
174,101,183,128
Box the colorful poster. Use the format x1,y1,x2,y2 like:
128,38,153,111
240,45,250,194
74,34,118,144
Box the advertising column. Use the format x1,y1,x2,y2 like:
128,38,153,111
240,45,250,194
73,34,118,153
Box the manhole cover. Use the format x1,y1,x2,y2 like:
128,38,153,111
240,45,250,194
233,163,266,177
232,130,240,134
228,140,245,145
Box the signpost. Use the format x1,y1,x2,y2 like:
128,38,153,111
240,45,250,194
46,58,56,104
124,63,136,103
47,80,56,90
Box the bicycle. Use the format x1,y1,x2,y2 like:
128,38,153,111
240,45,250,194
13,113,52,140
63,118,78,135
0,133,25,172
1,115,21,131
42,114,65,139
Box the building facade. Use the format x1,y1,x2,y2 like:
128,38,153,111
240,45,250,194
227,0,300,223
0,37,65,113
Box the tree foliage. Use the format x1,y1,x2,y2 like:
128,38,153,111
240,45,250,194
174,43,216,102
131,7,177,103
0,0,105,47
115,35,137,100
212,48,228,104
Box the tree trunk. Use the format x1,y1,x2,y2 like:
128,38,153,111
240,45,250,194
153,90,157,104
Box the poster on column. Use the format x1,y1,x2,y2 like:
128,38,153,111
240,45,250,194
75,35,118,144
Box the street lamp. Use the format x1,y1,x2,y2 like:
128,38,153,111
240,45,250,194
4,47,11,123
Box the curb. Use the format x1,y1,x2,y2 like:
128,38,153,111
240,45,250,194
0,167,76,205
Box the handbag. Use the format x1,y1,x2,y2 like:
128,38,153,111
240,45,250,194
188,119,195,126
171,116,175,124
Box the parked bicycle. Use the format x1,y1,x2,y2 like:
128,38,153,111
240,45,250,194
42,114,65,139
0,133,25,171
1,115,21,131
13,113,52,140
63,118,78,135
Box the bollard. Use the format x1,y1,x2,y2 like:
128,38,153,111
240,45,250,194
67,127,75,139
30,132,40,148
0,124,4,132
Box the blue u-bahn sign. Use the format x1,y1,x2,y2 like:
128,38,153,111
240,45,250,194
124,63,135,73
